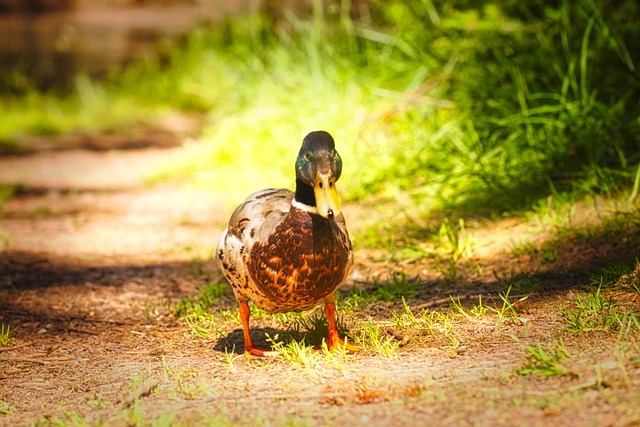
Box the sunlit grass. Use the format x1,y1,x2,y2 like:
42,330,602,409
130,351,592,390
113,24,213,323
171,283,228,316
0,82,161,152
339,272,421,313
0,323,18,346
0,399,13,416
266,334,320,370
353,318,400,359
488,285,529,326
161,356,208,400
560,286,632,333
169,282,229,339
517,338,571,377
2,2,637,222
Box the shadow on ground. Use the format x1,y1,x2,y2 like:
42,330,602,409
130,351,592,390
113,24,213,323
1,208,638,354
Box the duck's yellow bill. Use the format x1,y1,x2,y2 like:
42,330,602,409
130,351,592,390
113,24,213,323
314,171,341,219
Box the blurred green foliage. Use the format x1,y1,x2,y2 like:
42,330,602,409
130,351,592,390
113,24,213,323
1,0,638,221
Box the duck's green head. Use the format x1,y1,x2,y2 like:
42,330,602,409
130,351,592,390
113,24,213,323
295,131,343,219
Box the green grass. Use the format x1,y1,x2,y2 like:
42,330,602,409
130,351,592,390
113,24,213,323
170,282,360,356
560,286,632,333
265,334,321,370
493,269,540,294
0,323,17,346
161,357,208,400
340,271,421,313
436,218,472,281
171,282,228,317
448,288,532,326
0,79,162,153
170,278,414,360
268,309,360,360
169,282,229,339
353,318,400,359
367,272,421,301
0,399,13,416
487,285,529,326
449,295,488,320
589,259,638,288
517,338,571,377
282,312,329,346
389,298,465,355
2,1,638,223
33,408,94,427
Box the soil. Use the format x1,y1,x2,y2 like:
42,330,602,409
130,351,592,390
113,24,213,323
0,133,639,426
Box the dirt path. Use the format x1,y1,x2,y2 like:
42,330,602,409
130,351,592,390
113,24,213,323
1,142,639,426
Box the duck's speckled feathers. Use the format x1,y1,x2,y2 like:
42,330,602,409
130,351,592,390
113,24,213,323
217,188,353,313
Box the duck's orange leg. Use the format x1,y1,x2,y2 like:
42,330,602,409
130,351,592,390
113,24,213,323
324,302,360,352
239,301,279,357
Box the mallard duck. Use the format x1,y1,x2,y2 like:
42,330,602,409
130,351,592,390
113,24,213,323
216,130,358,356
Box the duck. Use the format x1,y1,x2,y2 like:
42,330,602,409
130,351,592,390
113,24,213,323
216,130,359,356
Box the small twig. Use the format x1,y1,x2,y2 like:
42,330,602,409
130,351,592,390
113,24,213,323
410,293,484,311
0,342,32,352
42,356,75,362
566,378,599,392
67,327,99,336
67,315,136,326
0,356,47,365
411,296,457,311
384,326,410,346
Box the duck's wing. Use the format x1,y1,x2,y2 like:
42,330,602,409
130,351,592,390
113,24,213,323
216,189,293,298
333,211,354,283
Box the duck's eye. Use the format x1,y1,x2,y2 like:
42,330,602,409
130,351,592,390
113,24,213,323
304,153,310,161
329,181,333,188
319,182,323,188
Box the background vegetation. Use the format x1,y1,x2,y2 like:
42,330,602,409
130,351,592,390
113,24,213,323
1,0,638,226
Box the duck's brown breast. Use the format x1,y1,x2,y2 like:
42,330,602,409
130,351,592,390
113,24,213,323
245,207,351,312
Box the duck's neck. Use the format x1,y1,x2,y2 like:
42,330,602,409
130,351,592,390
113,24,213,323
292,179,318,214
